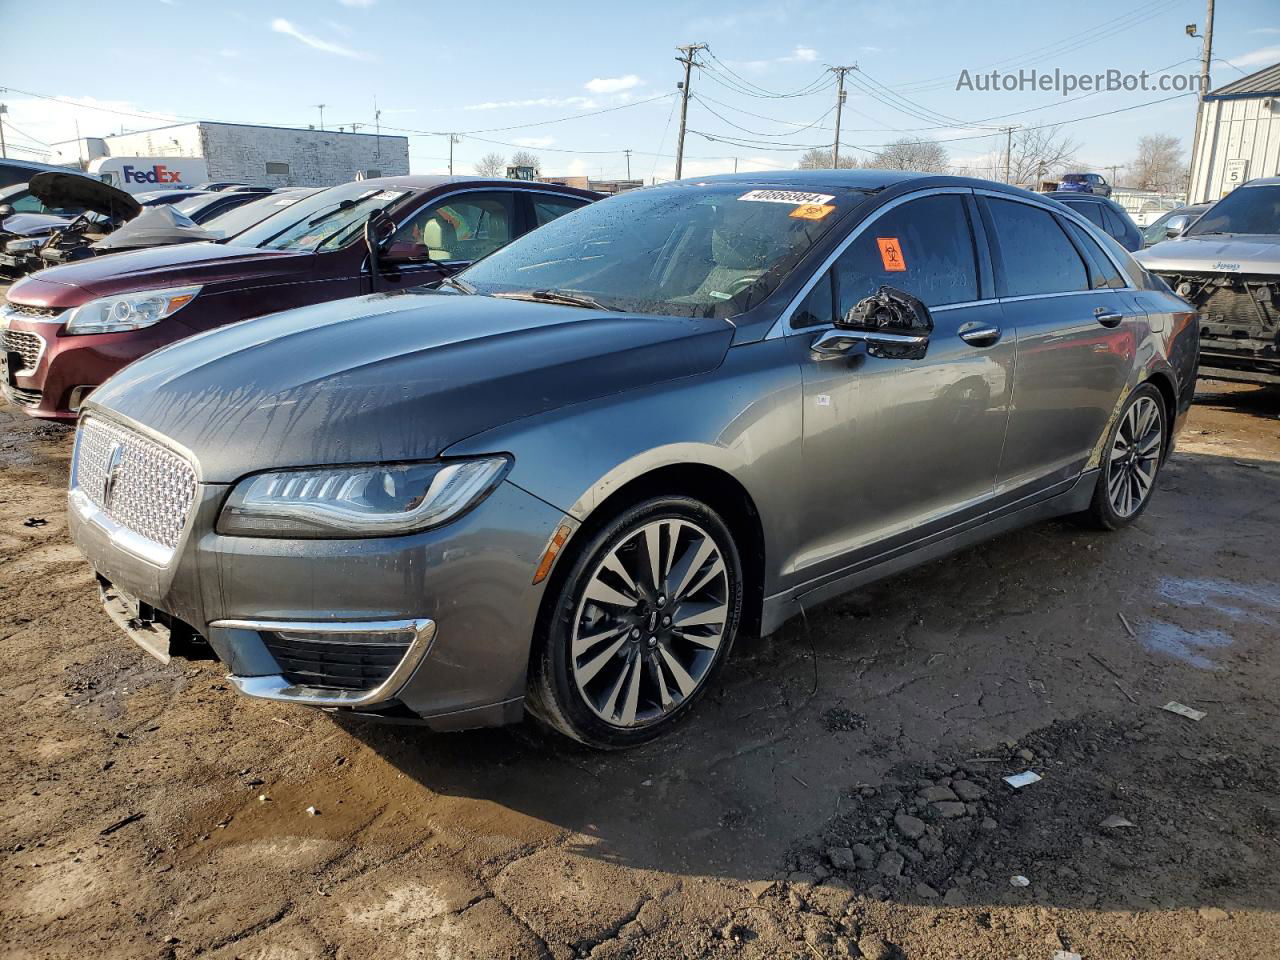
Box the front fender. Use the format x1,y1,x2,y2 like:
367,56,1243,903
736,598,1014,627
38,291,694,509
442,337,807,597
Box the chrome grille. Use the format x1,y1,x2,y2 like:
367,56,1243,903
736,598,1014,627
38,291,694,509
73,418,197,552
2,329,44,372
2,302,61,320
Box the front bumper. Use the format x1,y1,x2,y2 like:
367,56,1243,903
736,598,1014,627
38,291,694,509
2,310,195,421
69,475,572,730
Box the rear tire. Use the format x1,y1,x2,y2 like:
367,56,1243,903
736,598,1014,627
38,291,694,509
527,495,743,749
1082,382,1166,530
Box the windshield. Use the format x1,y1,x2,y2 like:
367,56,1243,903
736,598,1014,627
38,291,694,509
232,181,411,251
1061,174,1086,183
458,184,862,318
1188,185,1280,237
201,190,318,240
174,194,216,216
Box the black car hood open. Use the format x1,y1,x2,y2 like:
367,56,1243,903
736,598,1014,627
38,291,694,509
87,291,734,483
90,205,215,251
28,171,142,220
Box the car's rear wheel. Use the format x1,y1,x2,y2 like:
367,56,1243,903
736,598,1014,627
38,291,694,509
528,496,743,749
1084,382,1166,529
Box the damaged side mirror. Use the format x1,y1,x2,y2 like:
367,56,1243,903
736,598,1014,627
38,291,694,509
811,285,934,361
0,203,13,219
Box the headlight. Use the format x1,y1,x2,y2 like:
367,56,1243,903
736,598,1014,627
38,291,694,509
217,457,511,538
63,285,201,335
4,237,44,253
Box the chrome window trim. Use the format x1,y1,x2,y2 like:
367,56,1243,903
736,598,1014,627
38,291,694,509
766,186,982,340
215,617,437,708
972,188,1139,291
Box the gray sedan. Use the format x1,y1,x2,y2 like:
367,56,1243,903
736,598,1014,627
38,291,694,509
67,171,1199,748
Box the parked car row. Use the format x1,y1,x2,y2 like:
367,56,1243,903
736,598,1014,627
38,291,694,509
0,173,295,279
0,168,1202,747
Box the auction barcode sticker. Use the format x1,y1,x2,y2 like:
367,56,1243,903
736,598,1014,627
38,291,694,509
739,189,835,206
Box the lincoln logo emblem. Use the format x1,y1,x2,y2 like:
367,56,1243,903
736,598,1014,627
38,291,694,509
102,443,125,509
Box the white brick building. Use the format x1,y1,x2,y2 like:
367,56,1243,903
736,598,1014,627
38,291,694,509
67,121,408,187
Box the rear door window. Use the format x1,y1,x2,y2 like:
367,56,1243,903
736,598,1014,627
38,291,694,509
986,197,1090,297
1066,200,1106,229
531,195,589,227
832,193,979,315
1063,219,1126,289
391,192,515,263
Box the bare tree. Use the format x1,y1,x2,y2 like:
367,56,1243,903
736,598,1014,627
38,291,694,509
509,150,542,177
798,147,859,170
1126,135,1184,192
475,152,506,178
869,138,949,173
1004,125,1081,187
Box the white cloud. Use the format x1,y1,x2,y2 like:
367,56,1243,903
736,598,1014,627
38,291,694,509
585,74,641,94
729,45,822,73
270,18,372,59
0,95,182,165
464,96,598,111
1229,45,1280,68
512,136,555,148
338,0,376,6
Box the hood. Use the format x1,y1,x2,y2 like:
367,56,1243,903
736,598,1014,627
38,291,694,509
1,213,72,237
87,291,734,483
1135,234,1280,274
90,205,215,251
28,171,142,220
5,240,311,308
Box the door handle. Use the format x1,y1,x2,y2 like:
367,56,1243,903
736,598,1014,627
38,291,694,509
1094,308,1124,328
958,322,1001,347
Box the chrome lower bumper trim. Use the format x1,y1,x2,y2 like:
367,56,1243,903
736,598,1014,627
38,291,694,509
215,617,436,708
68,488,175,567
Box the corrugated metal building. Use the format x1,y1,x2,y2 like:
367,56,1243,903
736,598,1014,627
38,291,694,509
1189,62,1280,203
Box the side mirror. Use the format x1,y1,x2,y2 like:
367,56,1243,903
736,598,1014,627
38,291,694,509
811,286,934,361
1165,214,1192,239
0,203,13,218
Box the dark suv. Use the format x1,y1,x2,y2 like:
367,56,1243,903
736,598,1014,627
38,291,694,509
1057,173,1112,197
1,176,600,419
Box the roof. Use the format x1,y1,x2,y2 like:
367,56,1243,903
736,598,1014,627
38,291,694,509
350,174,604,198
678,169,927,190
97,120,410,142
1206,62,1280,100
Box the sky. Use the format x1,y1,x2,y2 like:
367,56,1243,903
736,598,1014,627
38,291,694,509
1,0,1278,183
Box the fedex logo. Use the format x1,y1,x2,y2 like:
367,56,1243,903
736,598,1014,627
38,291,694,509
122,164,183,185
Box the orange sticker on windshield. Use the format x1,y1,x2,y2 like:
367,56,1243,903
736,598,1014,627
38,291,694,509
789,203,835,220
877,237,907,272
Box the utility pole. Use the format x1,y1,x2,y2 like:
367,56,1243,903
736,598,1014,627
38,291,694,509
624,148,632,180
1105,163,1122,186
674,42,707,181
314,104,326,131
733,157,738,173
1186,0,1215,201
0,104,8,160
1001,126,1018,184
830,66,854,168
447,134,461,175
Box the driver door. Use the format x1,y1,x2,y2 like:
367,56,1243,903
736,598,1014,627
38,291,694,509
790,190,1014,584
376,191,517,290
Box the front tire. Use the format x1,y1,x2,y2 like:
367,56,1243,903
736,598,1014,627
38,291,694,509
527,496,743,749
1083,383,1166,530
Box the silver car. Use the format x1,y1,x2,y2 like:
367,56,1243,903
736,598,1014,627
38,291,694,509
66,171,1199,748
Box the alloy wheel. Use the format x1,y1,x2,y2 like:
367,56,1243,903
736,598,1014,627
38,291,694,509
1107,395,1163,518
570,518,729,728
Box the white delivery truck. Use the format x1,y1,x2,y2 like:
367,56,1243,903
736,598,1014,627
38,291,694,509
88,156,210,194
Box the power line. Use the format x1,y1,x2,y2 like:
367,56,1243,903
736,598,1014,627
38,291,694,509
691,94,835,138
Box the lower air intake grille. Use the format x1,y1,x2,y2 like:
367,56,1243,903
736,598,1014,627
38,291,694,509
262,632,415,692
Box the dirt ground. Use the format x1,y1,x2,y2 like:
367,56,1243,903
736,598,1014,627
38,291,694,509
2,376,1278,960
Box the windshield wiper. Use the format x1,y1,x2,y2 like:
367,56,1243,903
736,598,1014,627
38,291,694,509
492,289,610,310
441,275,475,294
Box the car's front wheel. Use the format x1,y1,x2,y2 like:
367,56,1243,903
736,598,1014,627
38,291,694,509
1084,382,1166,529
528,495,743,749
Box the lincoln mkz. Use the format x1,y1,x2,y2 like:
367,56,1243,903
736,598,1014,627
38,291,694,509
67,171,1198,748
